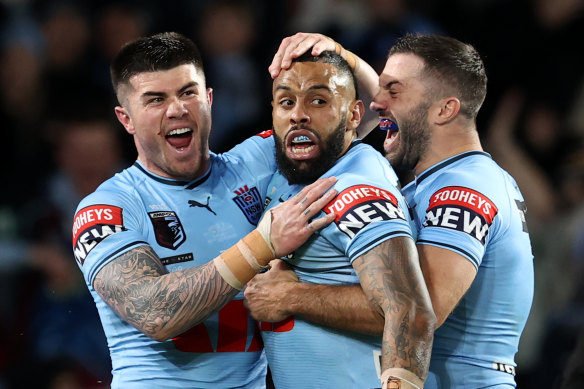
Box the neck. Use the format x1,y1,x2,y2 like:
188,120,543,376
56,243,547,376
414,125,482,176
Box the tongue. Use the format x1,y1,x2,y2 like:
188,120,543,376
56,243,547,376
167,133,191,149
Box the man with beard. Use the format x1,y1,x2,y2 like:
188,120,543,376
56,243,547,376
244,50,436,389
369,34,534,388
253,33,534,388
71,32,339,388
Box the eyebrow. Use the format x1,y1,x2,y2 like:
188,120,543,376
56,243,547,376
274,84,332,93
140,81,199,99
381,80,400,89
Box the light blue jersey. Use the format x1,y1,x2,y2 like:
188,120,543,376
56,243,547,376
72,131,276,388
261,140,415,389
403,151,534,388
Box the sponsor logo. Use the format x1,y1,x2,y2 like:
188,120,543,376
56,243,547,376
324,185,405,238
72,205,124,266
255,130,273,138
188,196,216,215
424,186,498,244
148,211,186,250
232,186,263,225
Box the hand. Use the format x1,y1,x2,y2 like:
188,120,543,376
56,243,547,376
244,259,298,322
269,32,338,78
262,176,337,257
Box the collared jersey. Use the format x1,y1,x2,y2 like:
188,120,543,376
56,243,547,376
403,151,534,388
72,132,276,388
260,140,415,389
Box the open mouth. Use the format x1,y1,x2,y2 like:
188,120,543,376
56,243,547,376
380,119,400,154
286,130,319,160
166,127,193,150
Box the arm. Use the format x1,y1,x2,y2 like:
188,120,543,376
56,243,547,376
268,32,379,138
417,244,477,327
93,177,338,341
353,236,436,385
244,259,385,334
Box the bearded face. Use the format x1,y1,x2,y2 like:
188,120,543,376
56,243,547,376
274,117,347,185
384,100,432,171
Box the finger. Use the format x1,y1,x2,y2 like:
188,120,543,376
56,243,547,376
310,36,337,56
269,37,292,78
293,176,337,206
288,35,322,59
298,185,338,220
306,212,336,232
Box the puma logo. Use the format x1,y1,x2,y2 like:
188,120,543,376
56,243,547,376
188,196,216,215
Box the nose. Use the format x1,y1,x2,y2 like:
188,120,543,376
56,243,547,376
167,98,188,118
290,103,310,126
369,91,386,113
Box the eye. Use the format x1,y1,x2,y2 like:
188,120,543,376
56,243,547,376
312,98,326,105
182,89,196,97
278,98,294,107
148,97,164,104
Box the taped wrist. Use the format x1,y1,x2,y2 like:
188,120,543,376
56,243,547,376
380,368,424,389
213,230,273,290
256,209,276,256
332,39,360,72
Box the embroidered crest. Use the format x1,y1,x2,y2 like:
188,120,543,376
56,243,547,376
148,211,186,250
232,185,263,225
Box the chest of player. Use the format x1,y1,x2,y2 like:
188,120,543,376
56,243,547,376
140,183,264,271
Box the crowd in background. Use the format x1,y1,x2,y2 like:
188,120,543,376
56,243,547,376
0,0,583,388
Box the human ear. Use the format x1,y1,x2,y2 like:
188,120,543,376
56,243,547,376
435,97,460,125
347,100,365,130
114,106,135,135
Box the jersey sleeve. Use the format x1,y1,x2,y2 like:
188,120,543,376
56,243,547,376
72,187,149,286
416,174,498,269
321,173,414,263
223,130,277,174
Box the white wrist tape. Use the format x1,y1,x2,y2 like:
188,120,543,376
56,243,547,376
256,209,276,256
380,368,423,389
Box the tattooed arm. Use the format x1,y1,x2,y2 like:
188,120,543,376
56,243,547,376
352,236,436,379
92,176,337,342
93,246,237,341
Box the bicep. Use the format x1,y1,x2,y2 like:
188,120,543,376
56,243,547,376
417,244,477,327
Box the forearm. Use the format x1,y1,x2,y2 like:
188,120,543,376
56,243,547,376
281,282,384,335
334,44,379,138
94,245,241,341
354,237,436,380
353,54,381,138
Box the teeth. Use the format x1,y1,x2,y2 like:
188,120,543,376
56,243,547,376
167,128,191,136
292,135,311,143
292,145,315,154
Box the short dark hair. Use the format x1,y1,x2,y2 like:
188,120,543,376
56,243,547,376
110,32,204,96
291,51,359,100
389,34,487,119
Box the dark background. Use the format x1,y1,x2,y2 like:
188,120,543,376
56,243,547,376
1,0,583,387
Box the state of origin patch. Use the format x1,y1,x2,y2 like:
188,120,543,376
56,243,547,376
324,184,405,238
424,186,498,244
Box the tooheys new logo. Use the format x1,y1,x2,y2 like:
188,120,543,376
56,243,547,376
324,185,405,238
72,205,125,265
424,186,498,244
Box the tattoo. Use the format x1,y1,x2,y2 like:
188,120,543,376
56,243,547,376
94,245,238,340
353,236,434,379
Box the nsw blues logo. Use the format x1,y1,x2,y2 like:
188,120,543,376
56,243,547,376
232,185,263,225
148,211,186,250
